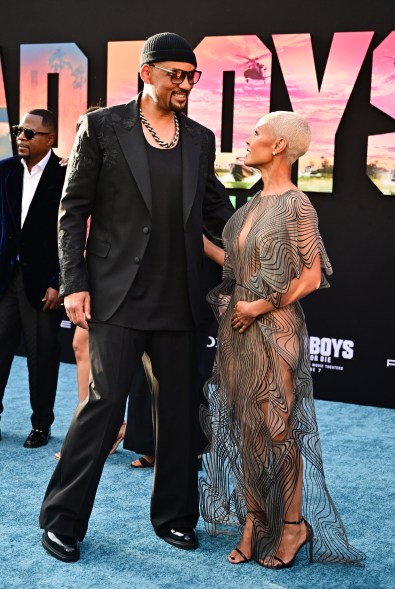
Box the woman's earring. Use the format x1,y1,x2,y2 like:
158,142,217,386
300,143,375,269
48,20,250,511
272,151,276,156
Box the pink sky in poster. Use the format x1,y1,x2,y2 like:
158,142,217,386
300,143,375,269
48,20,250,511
367,133,395,168
20,44,87,157
273,32,374,191
189,35,271,149
107,41,144,106
4,32,391,194
105,33,394,193
371,31,395,120
0,55,12,159
188,35,271,188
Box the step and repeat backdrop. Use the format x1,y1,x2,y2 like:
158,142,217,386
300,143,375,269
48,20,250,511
1,0,394,407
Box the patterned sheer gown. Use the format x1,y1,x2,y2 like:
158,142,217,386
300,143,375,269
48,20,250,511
200,189,365,565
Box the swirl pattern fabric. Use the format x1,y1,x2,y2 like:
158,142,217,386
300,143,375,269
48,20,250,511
200,190,365,565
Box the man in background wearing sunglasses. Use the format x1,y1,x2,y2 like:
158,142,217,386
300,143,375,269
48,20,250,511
40,32,233,562
0,109,65,449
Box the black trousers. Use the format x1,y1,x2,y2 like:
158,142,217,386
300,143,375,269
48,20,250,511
0,266,61,430
40,322,200,540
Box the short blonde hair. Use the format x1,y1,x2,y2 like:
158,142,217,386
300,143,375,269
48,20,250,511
258,111,311,164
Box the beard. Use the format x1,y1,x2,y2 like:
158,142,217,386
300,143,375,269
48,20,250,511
170,90,189,113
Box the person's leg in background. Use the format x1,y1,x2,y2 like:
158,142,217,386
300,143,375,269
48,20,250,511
55,325,127,460
13,267,62,447
124,354,155,467
72,326,90,403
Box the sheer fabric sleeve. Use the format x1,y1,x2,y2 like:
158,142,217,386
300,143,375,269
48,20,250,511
244,191,333,308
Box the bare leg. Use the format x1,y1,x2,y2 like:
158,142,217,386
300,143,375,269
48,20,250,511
261,358,308,566
55,326,126,460
130,352,156,467
266,453,308,566
109,420,126,454
228,514,254,563
229,356,309,565
73,326,90,403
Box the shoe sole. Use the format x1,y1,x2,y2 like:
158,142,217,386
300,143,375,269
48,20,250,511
163,536,198,550
41,533,80,562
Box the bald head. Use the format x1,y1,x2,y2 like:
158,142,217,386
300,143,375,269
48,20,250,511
258,111,311,164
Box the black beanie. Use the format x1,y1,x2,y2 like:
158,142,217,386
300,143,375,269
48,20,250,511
140,32,197,68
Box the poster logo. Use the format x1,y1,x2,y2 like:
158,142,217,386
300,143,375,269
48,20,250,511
309,336,354,373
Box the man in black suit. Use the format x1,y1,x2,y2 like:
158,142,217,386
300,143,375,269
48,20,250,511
0,109,65,447
40,33,233,562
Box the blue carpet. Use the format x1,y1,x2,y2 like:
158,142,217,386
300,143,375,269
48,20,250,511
0,356,393,589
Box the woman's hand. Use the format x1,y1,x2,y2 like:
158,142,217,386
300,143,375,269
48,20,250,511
231,301,258,333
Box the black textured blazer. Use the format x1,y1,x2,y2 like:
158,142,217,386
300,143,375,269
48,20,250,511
0,151,66,308
58,95,233,324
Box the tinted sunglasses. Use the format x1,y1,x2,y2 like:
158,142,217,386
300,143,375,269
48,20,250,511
12,125,51,140
150,64,202,85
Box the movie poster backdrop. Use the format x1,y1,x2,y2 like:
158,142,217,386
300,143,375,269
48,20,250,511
1,1,394,408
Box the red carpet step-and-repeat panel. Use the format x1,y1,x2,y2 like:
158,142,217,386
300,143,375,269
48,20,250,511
1,0,394,407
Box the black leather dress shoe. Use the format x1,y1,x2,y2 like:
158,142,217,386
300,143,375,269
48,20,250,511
42,530,80,562
23,428,51,448
164,528,198,550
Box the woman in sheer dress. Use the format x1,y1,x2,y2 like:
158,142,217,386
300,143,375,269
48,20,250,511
201,111,365,569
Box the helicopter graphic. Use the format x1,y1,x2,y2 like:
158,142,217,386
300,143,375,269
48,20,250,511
236,53,271,83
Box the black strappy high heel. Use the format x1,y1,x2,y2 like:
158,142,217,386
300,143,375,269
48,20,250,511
228,546,252,564
260,516,314,569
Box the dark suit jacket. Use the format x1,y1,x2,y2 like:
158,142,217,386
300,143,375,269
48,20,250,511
58,95,233,325
0,151,66,308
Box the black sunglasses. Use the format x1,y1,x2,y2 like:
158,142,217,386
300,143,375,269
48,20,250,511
150,64,202,85
12,125,51,140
